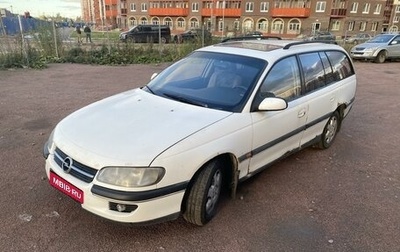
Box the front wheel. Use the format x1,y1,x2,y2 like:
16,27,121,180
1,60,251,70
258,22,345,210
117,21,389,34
374,50,387,63
317,111,340,149
183,160,224,226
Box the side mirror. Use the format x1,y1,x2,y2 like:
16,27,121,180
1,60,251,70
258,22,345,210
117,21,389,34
258,97,288,111
391,41,398,45
150,73,158,80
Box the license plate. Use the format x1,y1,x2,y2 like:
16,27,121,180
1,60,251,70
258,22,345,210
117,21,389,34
50,172,84,204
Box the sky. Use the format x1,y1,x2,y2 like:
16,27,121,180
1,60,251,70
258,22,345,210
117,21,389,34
0,0,81,18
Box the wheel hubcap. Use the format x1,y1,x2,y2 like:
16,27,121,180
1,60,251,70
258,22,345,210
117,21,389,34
325,116,338,144
206,170,222,214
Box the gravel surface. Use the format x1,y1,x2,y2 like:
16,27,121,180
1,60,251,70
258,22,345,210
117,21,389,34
0,61,399,252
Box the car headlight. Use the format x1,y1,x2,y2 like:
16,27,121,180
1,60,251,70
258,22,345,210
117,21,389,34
365,47,378,53
43,129,55,159
97,167,165,187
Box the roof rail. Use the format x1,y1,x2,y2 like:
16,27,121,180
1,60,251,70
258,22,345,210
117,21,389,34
221,36,282,43
283,40,338,49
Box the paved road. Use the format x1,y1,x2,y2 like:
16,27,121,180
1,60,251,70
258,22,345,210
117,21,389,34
0,62,399,252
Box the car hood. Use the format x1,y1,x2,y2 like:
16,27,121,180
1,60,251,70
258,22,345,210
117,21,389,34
55,88,231,168
353,42,385,50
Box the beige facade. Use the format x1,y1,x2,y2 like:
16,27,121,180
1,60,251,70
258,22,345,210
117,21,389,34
82,0,400,37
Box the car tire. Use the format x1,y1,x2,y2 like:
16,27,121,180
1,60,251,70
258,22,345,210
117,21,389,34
374,50,387,63
317,111,340,149
183,160,223,226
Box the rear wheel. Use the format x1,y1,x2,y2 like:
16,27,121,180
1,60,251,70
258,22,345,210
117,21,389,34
317,111,340,149
374,50,387,63
183,160,223,226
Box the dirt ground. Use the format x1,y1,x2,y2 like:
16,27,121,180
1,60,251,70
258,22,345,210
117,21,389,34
0,61,399,252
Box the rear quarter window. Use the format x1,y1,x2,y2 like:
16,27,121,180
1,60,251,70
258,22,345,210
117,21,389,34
325,51,354,81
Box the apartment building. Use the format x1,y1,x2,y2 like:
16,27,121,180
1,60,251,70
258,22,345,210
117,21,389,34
82,0,400,37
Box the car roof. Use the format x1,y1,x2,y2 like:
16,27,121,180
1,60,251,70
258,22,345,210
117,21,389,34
198,39,344,62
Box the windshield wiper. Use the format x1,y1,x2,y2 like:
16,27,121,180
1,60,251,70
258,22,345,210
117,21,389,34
162,92,208,108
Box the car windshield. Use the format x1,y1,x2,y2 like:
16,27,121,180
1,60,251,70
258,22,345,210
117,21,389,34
368,34,394,43
145,51,266,112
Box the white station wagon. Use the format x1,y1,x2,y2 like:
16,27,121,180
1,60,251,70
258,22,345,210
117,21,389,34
44,39,357,226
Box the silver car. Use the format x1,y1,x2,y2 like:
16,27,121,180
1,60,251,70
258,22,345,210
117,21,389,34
350,33,400,63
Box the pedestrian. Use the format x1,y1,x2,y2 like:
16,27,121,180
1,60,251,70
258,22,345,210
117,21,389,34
84,25,92,43
76,25,82,44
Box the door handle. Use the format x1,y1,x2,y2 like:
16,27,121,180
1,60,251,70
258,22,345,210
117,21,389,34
298,109,306,118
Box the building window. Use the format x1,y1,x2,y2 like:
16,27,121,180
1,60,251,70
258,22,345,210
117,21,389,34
218,20,224,31
257,18,268,31
151,2,160,8
362,3,370,14
360,21,367,31
394,16,400,23
177,17,186,29
371,22,378,31
234,20,240,31
246,2,254,12
190,18,199,28
164,17,173,28
396,5,400,12
288,19,300,34
130,3,136,12
152,17,160,25
374,4,381,14
348,21,355,31
141,3,147,12
316,1,326,12
140,17,147,25
260,2,269,12
243,18,254,32
192,2,199,12
129,17,137,26
271,19,284,34
350,2,358,13
331,20,340,31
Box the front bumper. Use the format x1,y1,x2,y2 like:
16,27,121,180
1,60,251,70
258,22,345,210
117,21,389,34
350,51,376,60
44,155,186,224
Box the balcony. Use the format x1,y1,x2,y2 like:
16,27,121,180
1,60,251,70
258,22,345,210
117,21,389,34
149,8,189,16
330,8,347,17
270,8,311,17
201,8,241,17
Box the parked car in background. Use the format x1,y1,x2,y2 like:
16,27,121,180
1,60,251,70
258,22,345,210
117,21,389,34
345,33,372,44
173,29,211,43
119,25,171,43
245,31,263,37
350,33,400,63
305,31,336,41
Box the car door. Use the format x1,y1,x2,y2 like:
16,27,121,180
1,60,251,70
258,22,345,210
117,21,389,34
248,56,308,173
388,35,400,57
299,51,355,147
297,51,337,146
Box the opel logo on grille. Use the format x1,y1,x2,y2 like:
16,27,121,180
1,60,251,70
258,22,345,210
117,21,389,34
61,157,73,174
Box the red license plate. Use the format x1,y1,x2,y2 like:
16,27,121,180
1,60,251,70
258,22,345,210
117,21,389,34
50,172,84,204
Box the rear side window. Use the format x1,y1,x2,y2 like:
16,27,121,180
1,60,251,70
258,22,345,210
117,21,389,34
299,50,354,94
298,52,325,93
325,51,354,80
